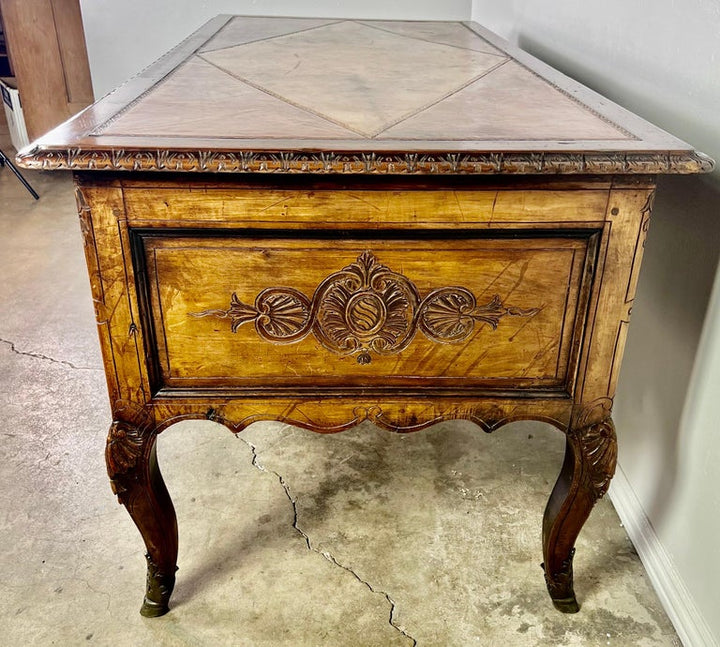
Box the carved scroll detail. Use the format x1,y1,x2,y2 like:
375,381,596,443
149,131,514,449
569,420,617,499
419,290,537,342
313,251,419,364
106,421,149,502
191,251,539,363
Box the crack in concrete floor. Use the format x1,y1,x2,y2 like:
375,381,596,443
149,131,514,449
0,337,101,371
238,434,418,647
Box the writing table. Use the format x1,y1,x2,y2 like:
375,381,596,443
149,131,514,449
17,16,713,617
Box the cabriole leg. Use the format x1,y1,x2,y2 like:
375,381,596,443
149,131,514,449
542,412,617,612
106,420,178,617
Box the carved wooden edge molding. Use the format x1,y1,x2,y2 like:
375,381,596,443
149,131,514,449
191,251,540,363
105,402,156,503
17,147,714,175
568,398,618,501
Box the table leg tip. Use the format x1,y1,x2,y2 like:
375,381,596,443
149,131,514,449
140,598,170,618
552,596,580,613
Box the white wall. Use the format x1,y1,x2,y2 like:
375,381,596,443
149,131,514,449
471,0,720,643
79,0,472,97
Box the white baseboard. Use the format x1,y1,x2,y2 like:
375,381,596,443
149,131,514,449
609,464,718,647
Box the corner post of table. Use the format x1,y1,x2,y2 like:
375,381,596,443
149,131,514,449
542,176,656,612
74,175,177,616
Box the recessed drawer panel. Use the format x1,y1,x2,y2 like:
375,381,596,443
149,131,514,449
137,233,596,395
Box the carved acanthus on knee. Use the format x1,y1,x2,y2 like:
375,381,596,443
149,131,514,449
105,403,156,504
568,398,618,502
106,420,147,502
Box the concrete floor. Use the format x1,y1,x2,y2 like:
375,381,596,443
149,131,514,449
0,136,682,646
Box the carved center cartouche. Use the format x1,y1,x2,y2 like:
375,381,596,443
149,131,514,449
345,291,387,336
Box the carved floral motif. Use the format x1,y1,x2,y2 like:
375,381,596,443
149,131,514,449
105,420,147,502
313,251,419,364
419,290,535,342
192,251,539,363
569,419,617,499
228,288,312,341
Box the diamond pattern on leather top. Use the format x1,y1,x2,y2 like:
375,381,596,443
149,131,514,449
358,20,505,56
96,18,632,144
200,21,508,137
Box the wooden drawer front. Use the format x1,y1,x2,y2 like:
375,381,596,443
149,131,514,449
138,233,595,394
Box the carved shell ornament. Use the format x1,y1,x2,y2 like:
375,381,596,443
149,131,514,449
191,251,539,363
570,398,618,499
106,421,144,476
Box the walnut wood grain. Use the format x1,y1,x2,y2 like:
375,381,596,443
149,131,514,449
541,185,653,611
122,185,610,229
189,250,541,366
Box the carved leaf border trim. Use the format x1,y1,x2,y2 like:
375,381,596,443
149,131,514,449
16,147,715,175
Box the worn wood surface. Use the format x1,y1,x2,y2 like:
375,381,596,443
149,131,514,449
123,185,609,229
51,0,94,110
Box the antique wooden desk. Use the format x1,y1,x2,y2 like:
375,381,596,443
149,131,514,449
18,16,712,618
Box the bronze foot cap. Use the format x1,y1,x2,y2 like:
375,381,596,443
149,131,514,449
140,597,170,618
551,596,580,613
141,554,176,618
